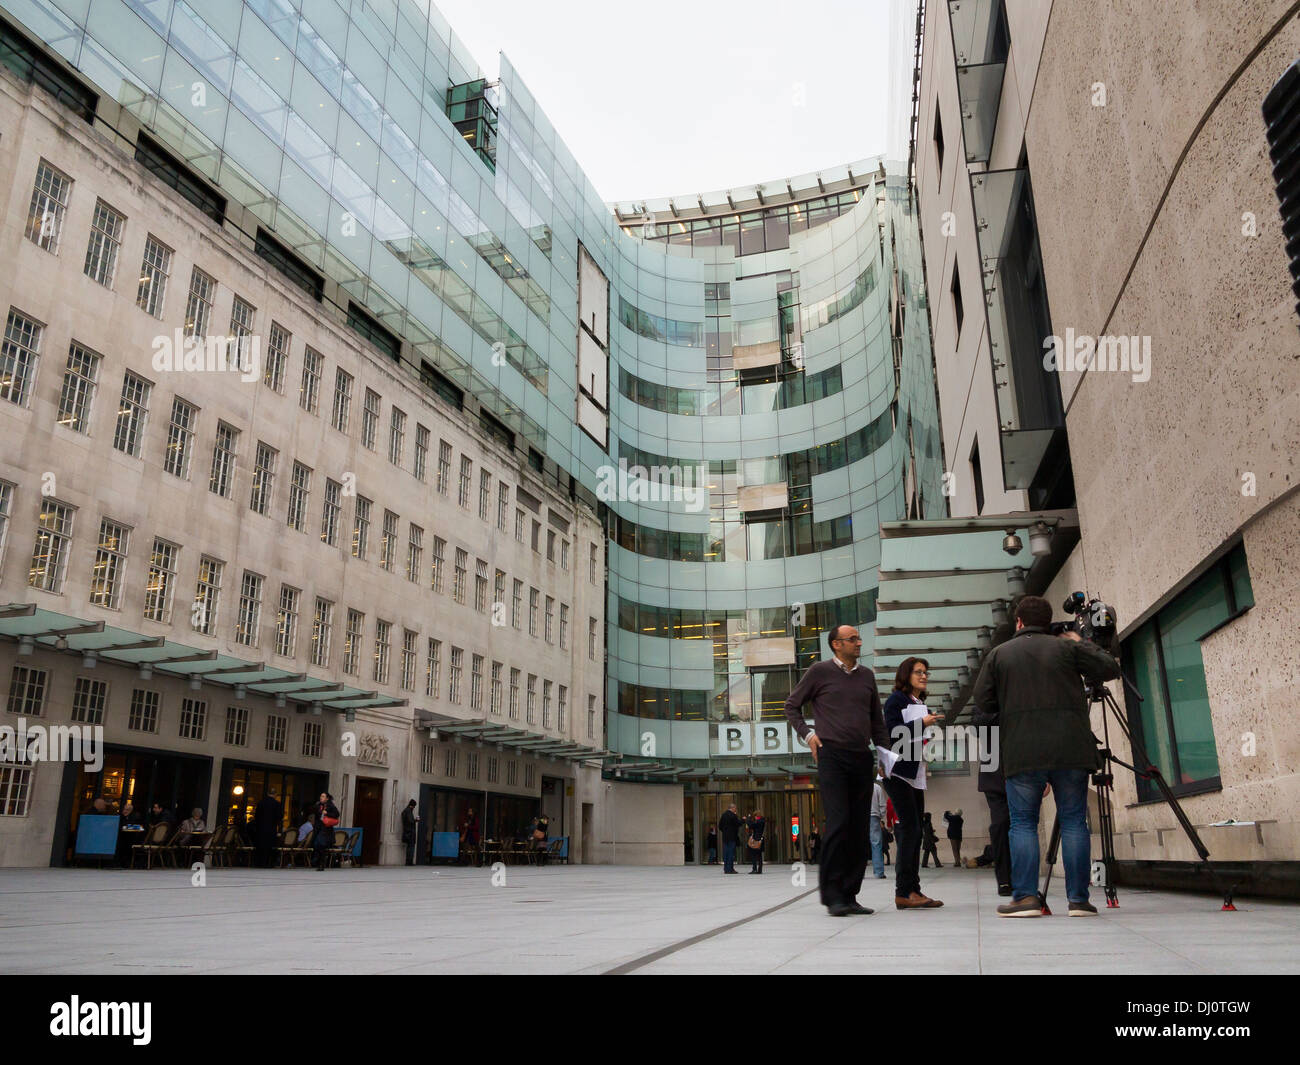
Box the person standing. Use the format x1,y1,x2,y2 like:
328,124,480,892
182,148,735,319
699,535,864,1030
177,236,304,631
869,775,887,879
706,824,718,865
971,595,1121,917
746,809,765,874
784,623,892,917
944,809,965,867
920,812,943,868
313,792,340,871
252,789,283,868
401,799,419,866
718,804,742,874
882,657,944,909
808,823,821,865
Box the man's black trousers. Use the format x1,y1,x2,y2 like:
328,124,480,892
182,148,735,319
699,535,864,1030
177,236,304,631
985,788,1011,888
816,742,873,907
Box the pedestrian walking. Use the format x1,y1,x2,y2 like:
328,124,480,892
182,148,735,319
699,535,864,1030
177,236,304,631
401,799,419,866
944,809,964,867
921,812,943,868
706,824,718,864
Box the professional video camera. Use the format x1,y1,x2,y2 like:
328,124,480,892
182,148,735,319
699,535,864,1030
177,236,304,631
1049,590,1118,652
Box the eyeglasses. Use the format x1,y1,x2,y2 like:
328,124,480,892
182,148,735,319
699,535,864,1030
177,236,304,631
912,668,928,676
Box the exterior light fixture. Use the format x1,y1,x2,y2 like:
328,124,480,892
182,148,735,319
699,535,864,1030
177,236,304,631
233,785,244,796
17,636,33,656
54,635,68,651
312,705,322,716
1006,567,1027,596
275,693,286,708
1028,521,1053,558
233,684,246,699
966,649,981,672
138,663,152,681
957,666,971,684
976,625,992,650
991,599,1008,625
82,652,97,669
344,709,355,722
190,675,202,691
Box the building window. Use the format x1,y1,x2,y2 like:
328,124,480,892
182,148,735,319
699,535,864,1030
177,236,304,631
453,548,467,604
490,661,503,715
25,159,70,252
193,556,223,635
89,519,130,609
933,103,945,178
589,617,598,660
588,694,597,739
224,705,250,747
458,456,472,508
497,482,509,530
1123,543,1254,800
559,604,569,650
970,439,985,515
72,677,107,724
128,689,160,733
494,569,506,616
28,499,75,592
275,585,300,658
287,462,312,532
426,638,441,698
525,764,535,789
1,309,41,409
5,665,48,717
558,686,567,731
546,529,556,563
352,497,371,560
445,747,458,778
208,422,239,498
401,629,417,691
136,235,172,318
449,646,463,703
321,478,342,546
373,620,391,684
509,668,520,721
144,538,178,622
380,510,399,572
331,368,353,433
951,267,964,338
266,714,287,753
0,762,34,817
300,347,322,413
486,756,498,784
431,536,446,593
542,680,553,728
531,520,541,553
421,743,434,775
466,752,479,781
361,388,380,450
250,442,277,516
414,424,429,481
264,322,290,393
437,440,452,494
515,509,525,542
184,267,215,339
179,697,206,740
478,469,491,521
83,199,124,287
529,588,539,636
471,654,484,710
407,524,424,583
389,407,406,466
561,540,569,571
474,559,488,612
311,597,333,667
590,543,598,583
545,597,555,644
235,571,263,647
526,674,537,724
113,371,151,456
343,609,364,675
302,720,322,758
0,481,9,570
506,761,517,786
512,579,523,629
162,396,198,479
229,296,256,374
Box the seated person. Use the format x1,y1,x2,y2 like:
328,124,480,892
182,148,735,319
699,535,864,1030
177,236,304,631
175,808,206,845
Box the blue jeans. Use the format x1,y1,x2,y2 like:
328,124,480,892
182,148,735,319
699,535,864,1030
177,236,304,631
869,815,884,877
1006,768,1091,903
722,840,737,872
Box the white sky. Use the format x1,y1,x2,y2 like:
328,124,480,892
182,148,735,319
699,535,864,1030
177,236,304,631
432,0,902,204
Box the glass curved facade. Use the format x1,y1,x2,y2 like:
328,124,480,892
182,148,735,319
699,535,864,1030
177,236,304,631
4,0,944,771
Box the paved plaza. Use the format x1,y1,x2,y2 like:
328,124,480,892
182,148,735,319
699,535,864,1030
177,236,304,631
1,864,1296,975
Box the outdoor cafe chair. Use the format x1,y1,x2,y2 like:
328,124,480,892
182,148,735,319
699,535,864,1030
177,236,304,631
130,822,176,870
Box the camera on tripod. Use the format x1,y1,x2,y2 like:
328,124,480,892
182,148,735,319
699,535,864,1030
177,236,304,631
1049,590,1119,652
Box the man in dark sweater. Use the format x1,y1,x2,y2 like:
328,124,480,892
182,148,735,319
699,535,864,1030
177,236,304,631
784,623,892,916
718,804,742,874
972,595,1121,918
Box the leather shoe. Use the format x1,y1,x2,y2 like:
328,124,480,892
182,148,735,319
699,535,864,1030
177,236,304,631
843,901,874,915
828,902,854,916
895,895,928,910
917,894,944,907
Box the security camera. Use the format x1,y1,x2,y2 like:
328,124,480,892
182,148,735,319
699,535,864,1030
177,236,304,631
1002,530,1023,556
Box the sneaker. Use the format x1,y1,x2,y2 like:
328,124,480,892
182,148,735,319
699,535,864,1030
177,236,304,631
996,897,1043,918
997,884,1013,897
1068,900,1098,916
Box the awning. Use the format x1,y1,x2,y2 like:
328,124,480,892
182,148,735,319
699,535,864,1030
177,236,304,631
874,510,1079,719
414,712,609,763
1,603,407,713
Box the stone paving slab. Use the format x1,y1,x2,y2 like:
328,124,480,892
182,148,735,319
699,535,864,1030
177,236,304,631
0,864,1294,975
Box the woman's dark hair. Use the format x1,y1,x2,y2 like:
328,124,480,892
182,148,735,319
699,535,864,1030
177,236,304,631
893,656,930,693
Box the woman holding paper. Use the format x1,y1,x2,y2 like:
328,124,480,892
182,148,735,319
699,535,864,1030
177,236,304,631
881,657,944,909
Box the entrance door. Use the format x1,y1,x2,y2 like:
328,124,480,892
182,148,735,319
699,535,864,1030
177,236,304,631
354,778,384,866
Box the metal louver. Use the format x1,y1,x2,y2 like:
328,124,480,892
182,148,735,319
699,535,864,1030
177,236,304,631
1263,57,1300,325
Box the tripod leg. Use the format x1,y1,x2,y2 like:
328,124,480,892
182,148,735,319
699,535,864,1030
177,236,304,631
1039,815,1061,915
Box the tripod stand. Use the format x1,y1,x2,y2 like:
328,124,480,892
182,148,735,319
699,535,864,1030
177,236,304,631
1038,674,1236,914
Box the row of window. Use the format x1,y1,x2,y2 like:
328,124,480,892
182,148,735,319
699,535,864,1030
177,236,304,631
618,364,844,417
423,743,546,787
3,664,323,754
